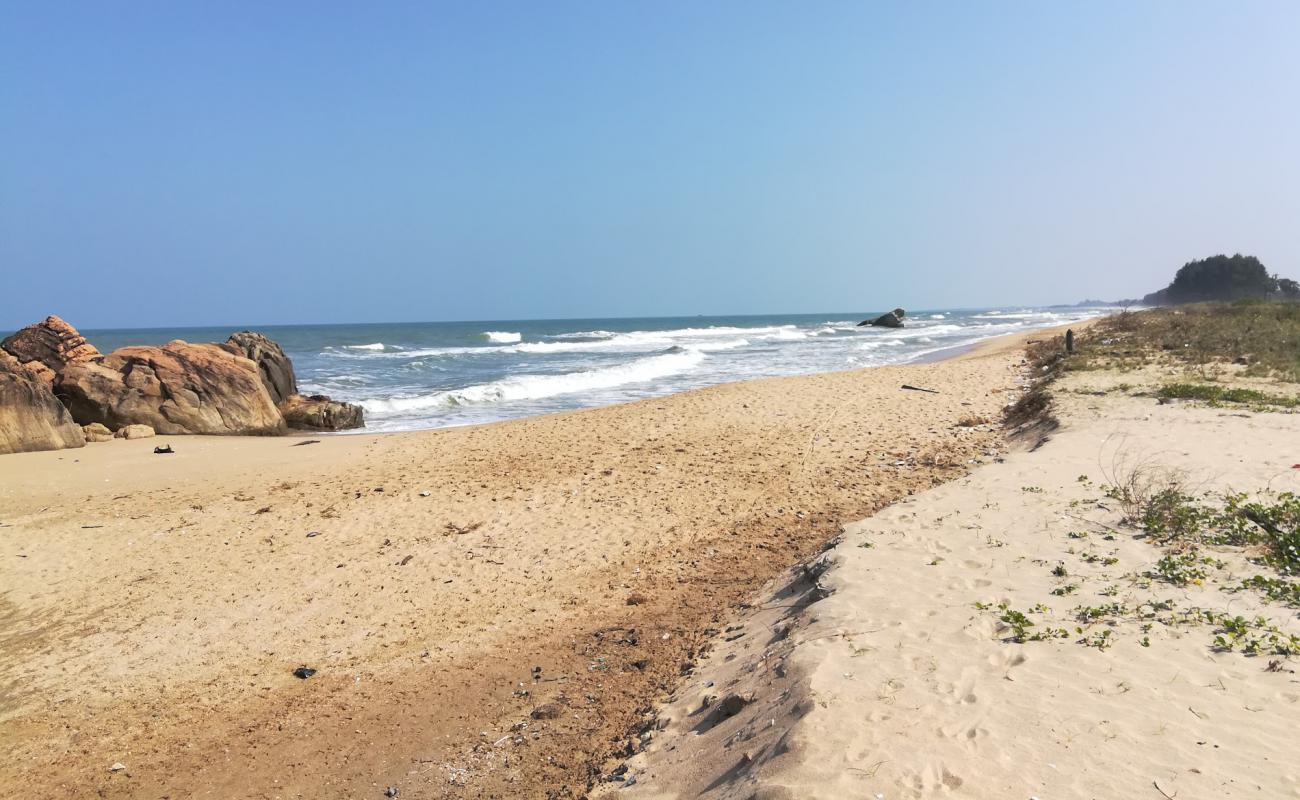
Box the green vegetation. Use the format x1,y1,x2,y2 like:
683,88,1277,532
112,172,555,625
1157,383,1298,408
1236,576,1300,606
1069,302,1300,380
974,602,1068,643
1142,254,1287,304
1207,612,1300,656
1130,487,1300,601
1148,552,1217,586
976,481,1300,657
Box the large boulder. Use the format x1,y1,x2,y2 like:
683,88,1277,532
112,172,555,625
279,393,364,431
1,315,100,383
221,331,297,405
114,423,156,440
82,422,114,442
0,353,86,454
56,341,286,435
858,308,906,328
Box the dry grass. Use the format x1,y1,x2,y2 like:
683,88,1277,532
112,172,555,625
1004,334,1068,433
1096,440,1190,523
1068,302,1300,381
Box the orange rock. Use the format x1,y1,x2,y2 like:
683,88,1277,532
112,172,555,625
0,352,85,454
58,341,286,435
1,315,100,375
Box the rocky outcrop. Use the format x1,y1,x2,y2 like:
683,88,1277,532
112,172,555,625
82,422,114,442
279,393,364,431
858,308,906,328
1,315,100,380
0,353,85,454
222,331,297,405
114,424,156,440
2,316,366,451
57,341,286,436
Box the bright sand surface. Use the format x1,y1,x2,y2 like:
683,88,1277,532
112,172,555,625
0,334,1050,798
610,360,1300,799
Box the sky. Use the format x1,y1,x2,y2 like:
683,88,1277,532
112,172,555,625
2,2,1299,330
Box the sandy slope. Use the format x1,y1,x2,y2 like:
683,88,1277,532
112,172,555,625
613,370,1300,799
0,346,1032,798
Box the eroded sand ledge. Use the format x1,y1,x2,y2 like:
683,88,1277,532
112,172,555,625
613,365,1300,799
0,339,1036,797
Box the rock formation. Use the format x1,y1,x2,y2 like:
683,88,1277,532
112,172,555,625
2,316,364,452
1,315,100,383
222,331,297,405
0,353,86,454
222,331,364,430
114,424,156,439
82,422,114,442
280,393,365,431
57,341,286,436
858,308,906,328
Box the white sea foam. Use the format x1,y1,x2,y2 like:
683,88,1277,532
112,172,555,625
510,339,635,354
344,342,387,351
972,310,1062,320
930,314,946,319
362,349,707,414
511,326,789,354
858,339,906,350
692,338,749,351
551,330,617,340
756,328,810,341
483,331,522,343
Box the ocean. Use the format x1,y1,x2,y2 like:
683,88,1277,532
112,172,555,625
81,308,1110,433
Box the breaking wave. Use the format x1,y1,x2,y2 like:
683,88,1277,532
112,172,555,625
361,348,707,414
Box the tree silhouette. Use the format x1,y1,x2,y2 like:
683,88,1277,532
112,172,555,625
1144,254,1277,304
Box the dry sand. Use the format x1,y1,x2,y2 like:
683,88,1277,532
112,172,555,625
0,343,1033,798
612,362,1300,799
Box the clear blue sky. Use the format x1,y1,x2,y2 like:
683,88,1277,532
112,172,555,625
3,2,1298,329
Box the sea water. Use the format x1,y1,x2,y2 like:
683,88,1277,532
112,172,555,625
82,308,1110,433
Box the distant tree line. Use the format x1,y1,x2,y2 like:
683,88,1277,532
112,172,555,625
1141,254,1300,305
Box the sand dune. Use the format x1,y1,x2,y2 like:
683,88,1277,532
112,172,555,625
613,365,1300,799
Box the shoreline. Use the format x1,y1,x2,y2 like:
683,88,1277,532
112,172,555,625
0,325,1054,797
0,324,1080,505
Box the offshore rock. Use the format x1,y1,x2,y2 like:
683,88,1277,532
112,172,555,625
858,308,906,328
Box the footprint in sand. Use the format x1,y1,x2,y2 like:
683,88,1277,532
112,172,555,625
986,650,1027,668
